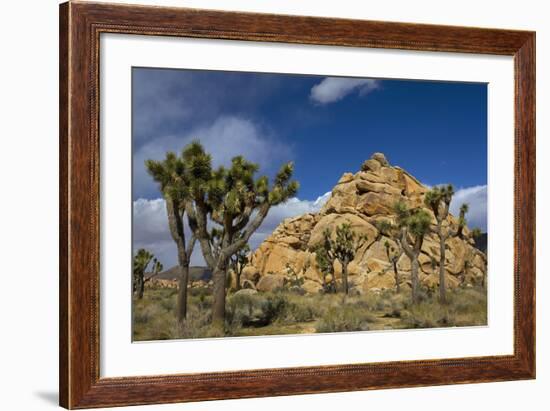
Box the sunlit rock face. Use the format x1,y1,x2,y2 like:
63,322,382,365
247,153,487,294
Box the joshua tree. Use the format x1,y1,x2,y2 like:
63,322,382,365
384,240,402,293
314,230,337,293
395,201,431,304
182,142,299,328
146,153,196,322
230,244,250,291
325,223,367,295
376,219,403,293
457,203,469,238
285,263,306,290
424,185,468,304
133,249,163,299
471,227,482,239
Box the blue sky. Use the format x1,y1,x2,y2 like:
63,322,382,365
132,67,487,267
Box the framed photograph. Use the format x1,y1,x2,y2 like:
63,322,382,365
59,2,535,408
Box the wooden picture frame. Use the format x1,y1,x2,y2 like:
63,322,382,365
59,1,535,408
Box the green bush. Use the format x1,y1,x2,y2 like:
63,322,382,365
133,302,177,340
159,296,176,312
226,292,287,328
404,302,454,328
316,304,373,333
277,297,320,323
189,286,211,298
173,308,219,339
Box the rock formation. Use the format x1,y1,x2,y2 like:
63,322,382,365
243,153,487,294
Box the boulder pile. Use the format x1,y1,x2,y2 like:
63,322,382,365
242,153,487,294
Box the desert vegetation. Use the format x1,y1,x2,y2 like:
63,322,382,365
133,283,487,340
132,249,163,300
133,149,487,340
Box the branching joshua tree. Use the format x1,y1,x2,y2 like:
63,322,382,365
133,249,163,299
230,243,250,291
325,223,367,295
314,229,337,293
146,153,196,322
285,263,306,290
376,219,403,293
182,141,299,328
394,201,432,304
424,185,468,304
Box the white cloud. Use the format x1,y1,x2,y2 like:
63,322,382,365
134,183,488,271
449,185,487,231
132,192,331,269
132,69,286,143
310,77,380,104
133,116,292,198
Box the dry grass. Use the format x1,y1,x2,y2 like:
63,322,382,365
132,285,487,341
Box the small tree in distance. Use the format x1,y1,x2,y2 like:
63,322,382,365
314,231,337,293
376,219,403,293
471,227,483,239
329,223,367,295
230,244,250,291
133,249,163,300
384,240,402,293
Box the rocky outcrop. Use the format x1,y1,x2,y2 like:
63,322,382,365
245,152,487,294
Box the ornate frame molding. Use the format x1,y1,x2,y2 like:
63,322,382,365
59,2,535,408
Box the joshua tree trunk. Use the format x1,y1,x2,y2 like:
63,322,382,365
212,265,227,328
137,276,145,299
400,227,423,305
166,198,195,323
392,259,400,293
341,259,349,295
438,225,447,304
411,258,420,304
176,264,190,321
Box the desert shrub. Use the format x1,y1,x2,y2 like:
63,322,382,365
276,295,322,323
189,286,211,298
447,286,487,326
226,292,288,328
400,285,487,329
316,304,373,333
133,303,156,325
173,308,220,339
403,301,455,328
133,302,177,340
361,291,392,311
449,286,486,312
159,296,176,312
288,285,306,295
383,291,411,318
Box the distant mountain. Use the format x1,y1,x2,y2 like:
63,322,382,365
474,233,488,254
146,266,212,281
